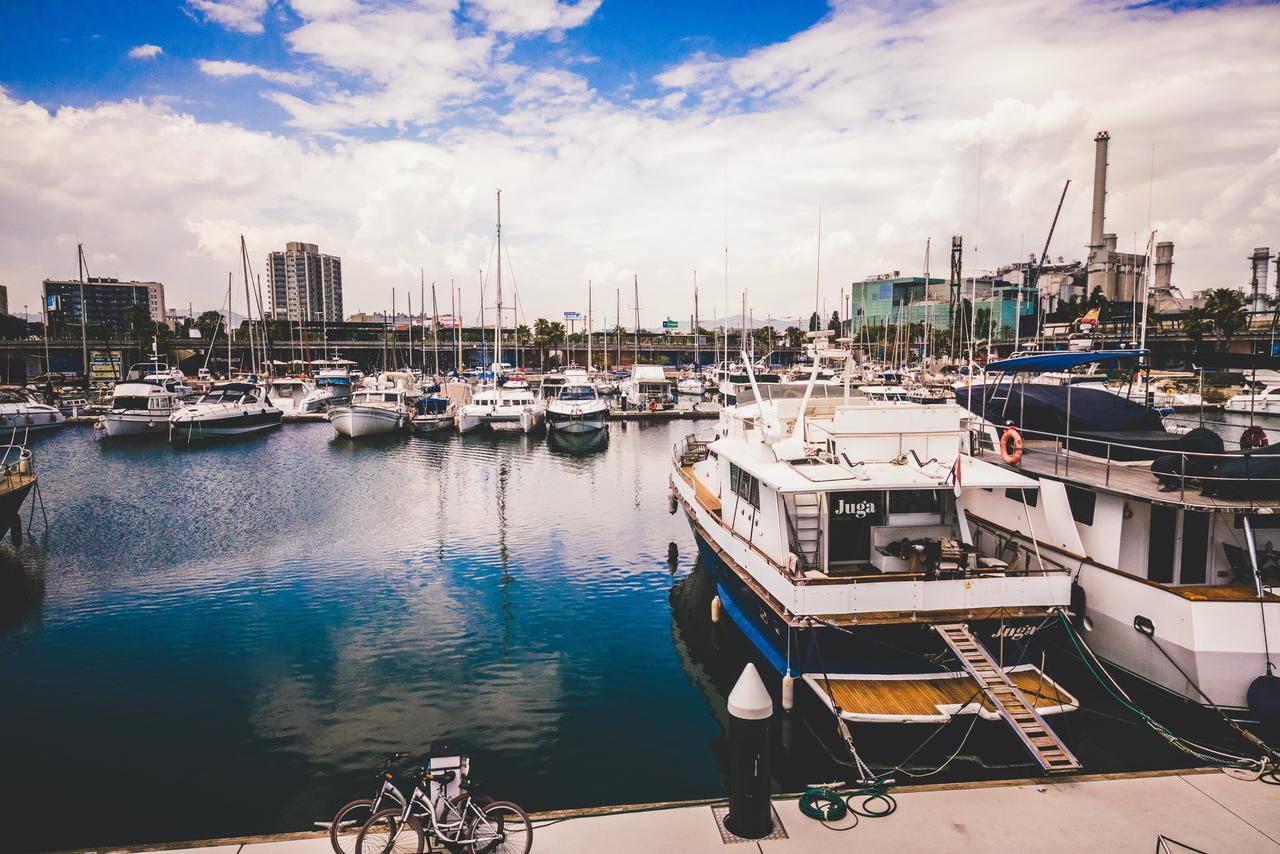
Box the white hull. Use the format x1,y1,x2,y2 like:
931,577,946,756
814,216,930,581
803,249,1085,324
329,406,408,438
0,408,65,433
411,415,454,434
458,404,545,434
551,417,605,434
101,412,168,437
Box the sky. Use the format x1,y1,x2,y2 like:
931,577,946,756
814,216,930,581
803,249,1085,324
0,0,1278,328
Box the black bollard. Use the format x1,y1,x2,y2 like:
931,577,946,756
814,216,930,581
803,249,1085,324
723,663,774,839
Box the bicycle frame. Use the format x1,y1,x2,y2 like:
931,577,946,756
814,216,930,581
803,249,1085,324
387,781,495,847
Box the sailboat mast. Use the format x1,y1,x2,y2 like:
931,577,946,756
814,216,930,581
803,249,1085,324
587,282,593,371
240,237,257,376
421,270,426,372
633,275,640,364
494,190,503,373
431,282,440,377
694,271,699,369
226,272,232,377
77,243,89,385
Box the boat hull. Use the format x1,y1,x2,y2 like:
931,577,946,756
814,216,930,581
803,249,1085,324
411,415,454,434
101,412,169,437
546,406,607,434
168,410,282,443
329,406,408,438
0,409,65,433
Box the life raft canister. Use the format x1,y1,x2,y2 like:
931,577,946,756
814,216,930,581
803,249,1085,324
648,399,659,412
1000,425,1024,464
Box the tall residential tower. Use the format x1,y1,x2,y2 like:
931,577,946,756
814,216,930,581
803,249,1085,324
267,242,343,323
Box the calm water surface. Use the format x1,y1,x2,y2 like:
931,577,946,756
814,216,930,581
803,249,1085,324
0,417,1224,850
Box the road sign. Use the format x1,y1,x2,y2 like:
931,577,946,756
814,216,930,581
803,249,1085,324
662,320,679,329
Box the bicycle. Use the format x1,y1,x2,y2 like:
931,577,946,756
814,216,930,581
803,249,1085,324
329,752,412,854
356,764,532,854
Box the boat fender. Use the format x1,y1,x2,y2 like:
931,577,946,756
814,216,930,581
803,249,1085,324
1247,673,1280,721
1069,581,1086,620
93,419,103,430
668,489,678,515
1241,425,1269,450
781,674,795,712
1000,425,1023,464
711,594,723,624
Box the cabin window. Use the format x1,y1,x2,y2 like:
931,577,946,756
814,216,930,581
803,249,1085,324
729,463,760,509
889,490,942,516
1148,505,1177,583
1005,488,1038,508
1179,511,1210,585
1066,486,1095,526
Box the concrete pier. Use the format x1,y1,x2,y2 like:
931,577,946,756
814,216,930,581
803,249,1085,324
78,768,1280,853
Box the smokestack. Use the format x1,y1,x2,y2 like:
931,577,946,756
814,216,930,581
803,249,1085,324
1155,241,1173,291
1089,131,1110,252
1104,233,1117,254
1250,247,1273,302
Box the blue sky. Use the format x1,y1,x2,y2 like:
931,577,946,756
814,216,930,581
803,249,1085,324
0,1,832,134
0,1,1276,321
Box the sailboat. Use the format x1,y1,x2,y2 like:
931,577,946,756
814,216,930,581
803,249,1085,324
457,190,546,434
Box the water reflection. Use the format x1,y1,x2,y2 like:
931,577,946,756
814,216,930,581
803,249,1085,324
0,545,46,637
547,428,609,457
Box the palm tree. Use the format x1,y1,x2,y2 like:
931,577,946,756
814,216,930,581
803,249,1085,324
1203,288,1248,351
1180,306,1211,344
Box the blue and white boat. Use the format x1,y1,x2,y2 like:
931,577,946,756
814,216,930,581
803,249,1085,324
669,362,1080,769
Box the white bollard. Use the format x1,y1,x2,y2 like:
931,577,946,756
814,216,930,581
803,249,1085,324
724,663,775,839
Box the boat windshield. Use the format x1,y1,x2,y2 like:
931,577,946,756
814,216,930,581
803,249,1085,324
112,396,152,410
558,386,596,401
200,389,246,404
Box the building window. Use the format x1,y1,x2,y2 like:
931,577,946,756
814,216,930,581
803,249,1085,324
1066,486,1095,526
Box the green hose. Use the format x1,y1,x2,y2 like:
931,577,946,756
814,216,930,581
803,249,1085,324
799,781,897,824
798,786,847,821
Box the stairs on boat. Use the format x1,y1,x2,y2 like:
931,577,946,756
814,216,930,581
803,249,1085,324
934,623,1081,774
790,493,821,568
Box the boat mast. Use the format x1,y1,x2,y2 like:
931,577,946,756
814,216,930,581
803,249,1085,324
407,291,413,371
587,281,593,371
431,281,440,377
226,272,232,377
694,271,699,370
77,243,89,386
633,275,640,365
240,237,257,376
492,189,502,376
615,288,620,370
421,270,427,373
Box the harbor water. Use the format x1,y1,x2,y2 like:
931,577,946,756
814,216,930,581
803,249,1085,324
0,420,1232,850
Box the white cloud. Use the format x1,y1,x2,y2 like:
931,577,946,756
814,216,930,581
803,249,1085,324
127,44,164,60
187,0,270,34
198,59,312,87
3,1,1280,326
469,0,602,36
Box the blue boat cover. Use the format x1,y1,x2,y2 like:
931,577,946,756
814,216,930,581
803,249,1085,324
985,349,1148,374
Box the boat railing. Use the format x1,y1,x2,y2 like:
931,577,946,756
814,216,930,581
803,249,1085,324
0,445,33,487
976,421,1280,503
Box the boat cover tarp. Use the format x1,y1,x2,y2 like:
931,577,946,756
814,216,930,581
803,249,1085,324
957,383,1166,434
984,349,1148,374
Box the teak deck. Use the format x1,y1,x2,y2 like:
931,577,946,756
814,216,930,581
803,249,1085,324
814,667,1076,719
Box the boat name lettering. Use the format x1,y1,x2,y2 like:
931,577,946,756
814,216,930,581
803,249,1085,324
833,498,878,518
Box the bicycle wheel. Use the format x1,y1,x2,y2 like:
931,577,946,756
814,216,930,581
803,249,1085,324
464,801,532,854
331,799,377,854
356,807,425,854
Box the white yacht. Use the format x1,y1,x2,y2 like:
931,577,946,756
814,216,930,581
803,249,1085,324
546,382,609,434
300,366,356,413
169,382,282,443
669,366,1081,772
100,360,188,437
266,376,316,414
1226,372,1280,415
965,350,1280,722
0,389,66,435
677,375,705,395
328,372,418,438
622,365,675,411
457,382,545,434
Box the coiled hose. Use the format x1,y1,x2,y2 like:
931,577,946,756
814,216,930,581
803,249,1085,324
798,780,897,828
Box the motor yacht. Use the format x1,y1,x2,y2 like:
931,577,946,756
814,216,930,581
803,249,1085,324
546,381,609,434
328,372,418,438
300,366,356,413
963,350,1280,722
677,375,705,395
0,388,66,436
100,359,189,438
412,382,471,434
457,385,545,434
669,365,1080,771
169,382,282,443
1226,372,1280,415
266,376,316,414
622,365,675,411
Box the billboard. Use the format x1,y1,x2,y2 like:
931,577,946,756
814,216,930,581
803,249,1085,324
563,311,583,320
436,314,461,329
89,350,123,382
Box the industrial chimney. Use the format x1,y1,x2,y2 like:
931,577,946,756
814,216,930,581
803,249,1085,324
1250,247,1273,311
1154,241,1173,291
1087,131,1111,294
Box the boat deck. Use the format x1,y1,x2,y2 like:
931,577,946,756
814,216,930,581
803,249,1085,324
809,666,1076,722
1015,440,1273,510
1174,582,1280,601
680,465,722,514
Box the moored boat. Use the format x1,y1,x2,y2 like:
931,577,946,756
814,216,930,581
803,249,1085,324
546,381,608,434
169,382,282,444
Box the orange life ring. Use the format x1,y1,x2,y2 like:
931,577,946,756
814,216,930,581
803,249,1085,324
1241,425,1269,450
1000,426,1024,464
648,399,658,412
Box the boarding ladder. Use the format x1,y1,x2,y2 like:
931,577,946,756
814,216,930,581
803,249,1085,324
934,623,1081,774
790,493,821,568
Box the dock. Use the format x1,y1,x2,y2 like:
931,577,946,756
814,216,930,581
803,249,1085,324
81,768,1280,853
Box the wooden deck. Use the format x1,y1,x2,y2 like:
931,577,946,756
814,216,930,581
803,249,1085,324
678,465,721,513
812,666,1076,721
1174,582,1280,601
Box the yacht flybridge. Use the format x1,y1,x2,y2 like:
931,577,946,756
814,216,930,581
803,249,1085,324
670,363,1081,772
